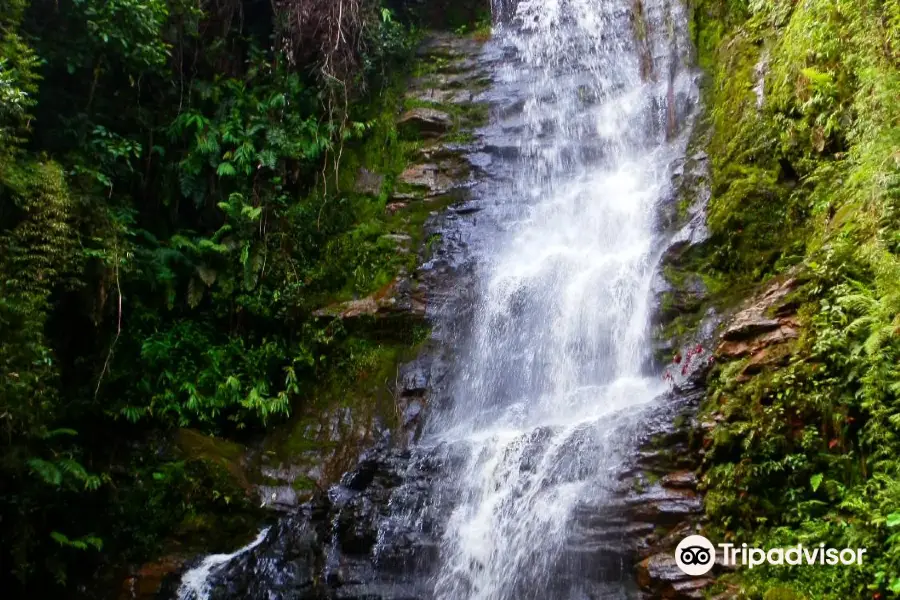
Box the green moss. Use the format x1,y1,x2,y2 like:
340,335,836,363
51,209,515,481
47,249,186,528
291,475,316,492
632,0,648,42
313,74,480,303
265,318,429,465
174,429,250,489
763,586,806,600
413,56,455,77
175,429,245,462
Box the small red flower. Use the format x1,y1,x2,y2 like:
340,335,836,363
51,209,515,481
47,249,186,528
829,439,840,449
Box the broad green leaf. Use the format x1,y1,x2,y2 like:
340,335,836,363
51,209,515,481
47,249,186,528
50,531,70,546
810,473,824,492
216,162,236,177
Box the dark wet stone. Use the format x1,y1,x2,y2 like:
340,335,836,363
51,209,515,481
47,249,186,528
660,470,698,490
637,553,714,599
335,495,380,555
258,485,299,511
638,553,687,584
630,487,702,524
341,463,379,493
398,358,431,396
452,204,481,215
654,273,707,326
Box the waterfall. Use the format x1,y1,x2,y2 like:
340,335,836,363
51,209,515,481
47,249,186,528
170,1,699,598
421,0,697,598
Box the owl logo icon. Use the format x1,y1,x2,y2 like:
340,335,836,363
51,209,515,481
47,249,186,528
675,535,716,576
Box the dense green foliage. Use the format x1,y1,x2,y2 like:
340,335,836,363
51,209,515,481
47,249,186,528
686,0,900,597
0,0,431,594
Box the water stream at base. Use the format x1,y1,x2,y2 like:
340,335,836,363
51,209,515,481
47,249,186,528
174,1,698,598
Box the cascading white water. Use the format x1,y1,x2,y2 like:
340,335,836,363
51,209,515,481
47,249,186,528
176,528,270,600
422,1,697,598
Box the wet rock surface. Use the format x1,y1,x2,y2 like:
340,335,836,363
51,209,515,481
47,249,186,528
633,258,805,598
663,149,712,259
633,139,723,598
622,391,712,599
186,444,449,600
398,107,454,139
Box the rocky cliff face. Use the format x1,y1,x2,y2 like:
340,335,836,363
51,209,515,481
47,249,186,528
638,265,803,599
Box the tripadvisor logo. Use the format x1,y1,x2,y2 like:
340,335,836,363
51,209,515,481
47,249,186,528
675,535,868,576
675,535,716,576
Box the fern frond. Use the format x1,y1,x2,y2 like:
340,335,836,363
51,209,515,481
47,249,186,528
27,458,61,486
839,293,877,315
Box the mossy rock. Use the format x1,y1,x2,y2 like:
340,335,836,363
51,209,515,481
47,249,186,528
398,107,454,139
174,428,251,491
